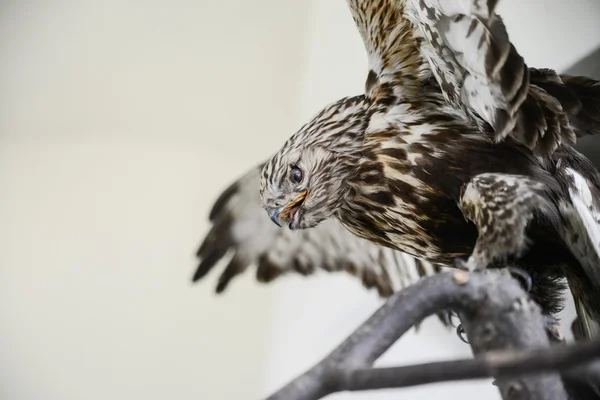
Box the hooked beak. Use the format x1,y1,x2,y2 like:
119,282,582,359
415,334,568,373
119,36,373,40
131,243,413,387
268,189,309,229
269,210,282,227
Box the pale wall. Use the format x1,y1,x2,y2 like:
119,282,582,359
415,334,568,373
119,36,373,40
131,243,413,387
0,1,308,399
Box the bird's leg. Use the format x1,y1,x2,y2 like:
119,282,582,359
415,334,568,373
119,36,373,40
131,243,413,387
456,173,551,271
451,174,553,347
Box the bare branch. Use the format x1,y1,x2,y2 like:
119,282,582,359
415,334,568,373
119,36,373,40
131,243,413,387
265,270,599,400
339,336,600,391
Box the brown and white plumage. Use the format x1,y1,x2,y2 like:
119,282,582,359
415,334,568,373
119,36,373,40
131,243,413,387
194,163,442,297
260,0,600,342
352,0,598,155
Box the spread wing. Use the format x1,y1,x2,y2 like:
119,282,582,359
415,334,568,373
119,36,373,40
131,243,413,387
348,0,600,154
193,163,442,297
347,0,426,101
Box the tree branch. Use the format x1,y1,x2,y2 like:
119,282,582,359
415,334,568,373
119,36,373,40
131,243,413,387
339,336,600,391
265,270,600,400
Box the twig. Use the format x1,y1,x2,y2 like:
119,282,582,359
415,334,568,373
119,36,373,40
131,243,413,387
340,337,600,391
265,270,598,400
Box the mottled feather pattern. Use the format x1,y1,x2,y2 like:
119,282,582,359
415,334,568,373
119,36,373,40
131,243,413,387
259,96,374,231
559,167,600,323
184,4,600,379
336,96,561,267
458,173,556,271
262,87,600,327
551,149,600,337
402,1,524,126
339,97,482,263
197,0,600,352
348,0,426,102
401,0,581,155
195,164,441,297
535,71,600,138
349,0,597,156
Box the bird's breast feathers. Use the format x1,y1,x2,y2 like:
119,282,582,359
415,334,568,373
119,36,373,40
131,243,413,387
339,106,483,263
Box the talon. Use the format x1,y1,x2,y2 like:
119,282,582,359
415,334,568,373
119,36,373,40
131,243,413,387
506,267,532,292
446,311,461,328
453,257,469,271
437,311,452,327
456,324,469,344
438,310,459,327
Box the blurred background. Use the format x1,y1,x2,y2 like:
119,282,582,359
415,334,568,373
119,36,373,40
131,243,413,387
2,1,600,399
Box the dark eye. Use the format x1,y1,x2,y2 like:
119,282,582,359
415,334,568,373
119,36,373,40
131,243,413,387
289,166,303,184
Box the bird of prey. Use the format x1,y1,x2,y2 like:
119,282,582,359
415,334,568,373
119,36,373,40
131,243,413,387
259,0,600,338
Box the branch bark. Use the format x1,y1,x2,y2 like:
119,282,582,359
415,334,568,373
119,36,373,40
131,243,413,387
265,270,600,400
340,338,600,390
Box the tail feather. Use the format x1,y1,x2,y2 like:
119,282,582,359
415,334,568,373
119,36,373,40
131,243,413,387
559,166,600,340
561,75,600,137
572,301,600,340
531,68,600,140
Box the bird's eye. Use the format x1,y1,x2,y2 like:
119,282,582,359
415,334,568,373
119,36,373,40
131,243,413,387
289,166,303,184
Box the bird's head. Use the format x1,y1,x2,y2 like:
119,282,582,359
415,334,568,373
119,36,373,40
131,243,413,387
259,95,370,230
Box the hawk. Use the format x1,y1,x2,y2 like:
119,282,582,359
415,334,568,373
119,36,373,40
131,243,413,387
259,0,600,339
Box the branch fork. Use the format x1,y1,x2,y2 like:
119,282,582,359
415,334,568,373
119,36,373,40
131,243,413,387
265,269,600,400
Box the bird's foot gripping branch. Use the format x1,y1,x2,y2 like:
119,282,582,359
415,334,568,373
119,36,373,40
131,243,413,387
265,269,600,400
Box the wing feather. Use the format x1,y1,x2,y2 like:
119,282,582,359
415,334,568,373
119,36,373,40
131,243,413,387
558,166,600,338
193,163,441,297
348,0,599,155
401,0,580,154
347,0,426,101
536,72,600,138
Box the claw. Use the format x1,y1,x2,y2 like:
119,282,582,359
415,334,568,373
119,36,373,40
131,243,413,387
456,324,469,343
506,267,532,292
444,310,461,328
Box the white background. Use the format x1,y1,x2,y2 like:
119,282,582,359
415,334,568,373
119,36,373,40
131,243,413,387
2,1,600,399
